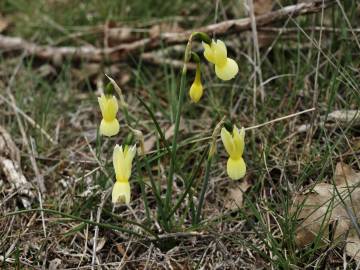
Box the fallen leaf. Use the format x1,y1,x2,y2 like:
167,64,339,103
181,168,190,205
327,110,360,126
346,228,360,262
225,178,252,210
292,162,360,261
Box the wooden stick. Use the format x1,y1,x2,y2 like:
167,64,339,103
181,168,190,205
0,0,334,63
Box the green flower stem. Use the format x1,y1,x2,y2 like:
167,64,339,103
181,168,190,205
166,146,208,220
195,155,213,224
136,159,151,222
142,154,169,230
165,31,210,221
165,65,187,214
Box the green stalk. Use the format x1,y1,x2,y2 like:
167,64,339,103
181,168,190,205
164,32,210,222
165,66,187,213
166,145,208,220
142,154,169,231
136,159,151,222
195,155,213,224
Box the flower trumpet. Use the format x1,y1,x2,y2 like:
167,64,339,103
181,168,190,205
221,125,246,180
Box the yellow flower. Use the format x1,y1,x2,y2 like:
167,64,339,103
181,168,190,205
202,39,239,81
112,144,136,204
98,94,120,137
221,126,246,180
189,64,204,103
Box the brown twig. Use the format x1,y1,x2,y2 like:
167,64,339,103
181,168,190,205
0,0,334,63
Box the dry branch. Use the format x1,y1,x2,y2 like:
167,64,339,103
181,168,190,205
0,0,333,63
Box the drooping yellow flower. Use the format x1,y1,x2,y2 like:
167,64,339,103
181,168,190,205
221,125,246,180
98,94,120,137
189,64,204,103
112,144,136,204
202,39,239,81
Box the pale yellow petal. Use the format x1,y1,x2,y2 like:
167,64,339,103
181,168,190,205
189,82,203,103
203,41,216,64
221,127,235,157
215,58,239,81
99,119,120,137
98,95,118,121
227,157,246,180
112,181,131,205
213,39,227,67
113,145,126,182
124,145,136,180
125,145,137,162
98,95,107,117
232,125,245,158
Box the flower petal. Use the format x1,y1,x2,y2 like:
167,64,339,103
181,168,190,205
215,58,239,81
203,41,216,64
99,119,120,137
227,157,246,180
124,145,136,180
113,145,126,182
213,40,227,67
98,95,118,121
221,127,235,157
112,181,131,205
232,125,245,158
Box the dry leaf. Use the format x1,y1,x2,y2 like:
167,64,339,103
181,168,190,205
292,162,360,261
346,228,360,262
224,178,252,210
327,110,360,126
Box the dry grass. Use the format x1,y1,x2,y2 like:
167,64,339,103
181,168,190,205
1,0,360,269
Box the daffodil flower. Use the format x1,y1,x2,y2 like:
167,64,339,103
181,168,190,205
221,125,246,180
112,144,136,204
202,39,239,81
189,64,204,103
98,94,120,137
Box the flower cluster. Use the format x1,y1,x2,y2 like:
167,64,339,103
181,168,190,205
97,83,136,206
187,35,245,181
188,38,239,103
97,33,246,208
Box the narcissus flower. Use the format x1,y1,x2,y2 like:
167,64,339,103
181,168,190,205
112,144,136,204
189,64,204,103
221,126,246,180
202,39,239,81
98,94,120,137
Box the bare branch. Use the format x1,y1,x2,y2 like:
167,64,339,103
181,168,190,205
0,0,334,63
